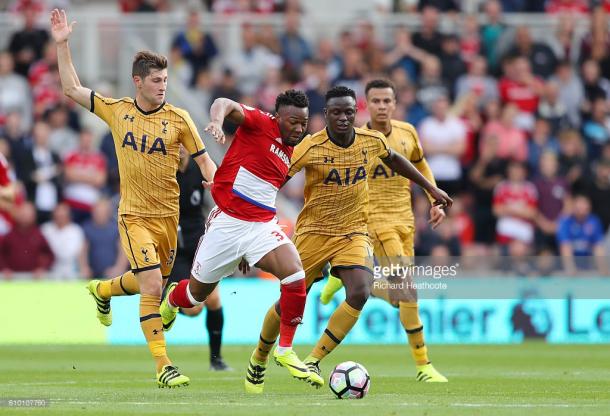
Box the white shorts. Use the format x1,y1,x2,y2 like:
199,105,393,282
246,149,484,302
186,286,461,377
191,206,291,284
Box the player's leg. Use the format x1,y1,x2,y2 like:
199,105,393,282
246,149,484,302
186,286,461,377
304,235,374,377
253,242,312,383
245,232,327,393
204,287,231,371
373,225,447,382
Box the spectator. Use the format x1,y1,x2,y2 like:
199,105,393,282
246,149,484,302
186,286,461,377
416,56,450,110
550,60,584,127
304,60,331,116
41,203,86,280
397,82,428,128
412,5,444,55
481,103,528,162
168,45,193,87
439,34,467,95
537,81,570,135
493,160,538,246
576,158,610,232
419,94,466,195
1,201,53,278
580,59,610,116
7,1,49,76
533,151,568,253
63,129,108,224
557,129,587,187
527,118,559,176
258,23,281,55
172,9,218,84
279,11,312,73
507,26,558,79
454,92,483,167
19,121,61,224
82,198,129,279
480,0,507,74
0,111,29,167
455,55,499,105
0,152,17,237
469,131,507,252
459,15,481,65
225,23,281,95
499,55,544,131
333,47,366,96
557,194,607,274
417,0,459,12
210,68,241,135
0,51,32,132
45,104,79,158
581,97,610,160
546,0,589,15
315,38,341,82
28,41,63,119
383,26,427,84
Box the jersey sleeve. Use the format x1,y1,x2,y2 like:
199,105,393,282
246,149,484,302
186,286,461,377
89,91,122,125
176,109,206,157
409,127,426,163
240,104,274,132
288,136,312,177
375,133,391,160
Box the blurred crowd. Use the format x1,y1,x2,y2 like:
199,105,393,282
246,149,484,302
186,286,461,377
0,0,609,280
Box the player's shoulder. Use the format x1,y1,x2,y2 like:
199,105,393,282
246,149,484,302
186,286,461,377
390,120,417,136
94,91,131,106
355,127,387,145
305,129,331,146
163,102,192,120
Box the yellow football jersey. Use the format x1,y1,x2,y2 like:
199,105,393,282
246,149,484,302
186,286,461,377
365,120,428,227
90,91,206,217
289,127,390,236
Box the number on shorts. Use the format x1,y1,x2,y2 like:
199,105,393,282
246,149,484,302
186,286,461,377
271,231,284,242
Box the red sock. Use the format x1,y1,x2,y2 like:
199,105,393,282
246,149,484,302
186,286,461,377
278,278,306,348
169,279,195,308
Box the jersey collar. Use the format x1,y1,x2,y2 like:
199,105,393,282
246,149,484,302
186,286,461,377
327,127,355,149
134,99,165,115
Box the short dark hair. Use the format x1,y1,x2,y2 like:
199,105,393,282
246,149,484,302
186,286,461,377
365,79,396,97
132,50,168,79
325,85,356,103
275,89,309,112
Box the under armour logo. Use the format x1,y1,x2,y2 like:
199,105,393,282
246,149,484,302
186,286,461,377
362,149,368,163
153,329,159,335
324,156,334,163
161,120,168,134
123,114,135,122
141,248,150,262
291,316,302,325
166,249,175,265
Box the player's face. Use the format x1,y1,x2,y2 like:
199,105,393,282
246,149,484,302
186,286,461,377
366,88,396,123
277,106,309,146
325,96,357,136
135,68,168,107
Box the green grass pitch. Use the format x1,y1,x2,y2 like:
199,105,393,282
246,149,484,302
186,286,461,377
0,344,609,415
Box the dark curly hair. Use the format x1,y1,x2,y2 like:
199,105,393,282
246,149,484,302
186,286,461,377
275,89,309,112
365,79,396,97
325,85,356,103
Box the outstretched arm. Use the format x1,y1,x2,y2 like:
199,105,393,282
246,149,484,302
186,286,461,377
381,149,453,209
51,9,91,109
204,98,245,144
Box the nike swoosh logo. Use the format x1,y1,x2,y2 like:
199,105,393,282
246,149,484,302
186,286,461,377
285,363,308,372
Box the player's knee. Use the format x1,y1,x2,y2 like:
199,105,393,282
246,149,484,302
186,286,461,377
345,283,370,310
138,276,163,296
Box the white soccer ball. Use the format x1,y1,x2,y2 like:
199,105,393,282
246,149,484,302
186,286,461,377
329,361,370,399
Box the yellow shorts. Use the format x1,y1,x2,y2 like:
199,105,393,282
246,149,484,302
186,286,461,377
293,233,374,288
118,214,178,277
369,223,415,266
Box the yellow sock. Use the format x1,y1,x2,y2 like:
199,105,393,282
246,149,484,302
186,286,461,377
140,294,171,372
399,301,429,365
253,304,281,363
311,301,360,361
97,272,139,299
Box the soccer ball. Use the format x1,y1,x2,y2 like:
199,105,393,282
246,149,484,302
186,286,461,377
328,361,370,399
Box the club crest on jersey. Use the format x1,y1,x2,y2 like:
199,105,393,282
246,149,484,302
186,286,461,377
324,166,367,186
122,132,167,155
161,120,168,134
362,149,368,163
270,143,290,166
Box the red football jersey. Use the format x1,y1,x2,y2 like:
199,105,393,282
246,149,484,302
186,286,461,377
211,104,293,222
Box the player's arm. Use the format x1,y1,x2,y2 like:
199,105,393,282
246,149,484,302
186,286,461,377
381,149,452,209
193,152,217,189
51,9,91,109
410,131,445,228
204,98,245,144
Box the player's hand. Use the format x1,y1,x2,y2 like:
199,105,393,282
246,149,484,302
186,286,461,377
429,187,453,210
204,121,225,144
50,9,76,43
202,180,213,189
238,258,251,274
428,205,446,229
